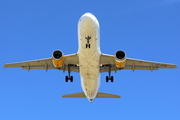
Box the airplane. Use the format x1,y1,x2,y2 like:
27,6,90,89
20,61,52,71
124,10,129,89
4,12,177,102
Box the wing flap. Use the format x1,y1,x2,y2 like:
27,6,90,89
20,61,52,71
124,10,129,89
22,65,79,72
100,66,158,73
22,65,55,70
123,66,158,70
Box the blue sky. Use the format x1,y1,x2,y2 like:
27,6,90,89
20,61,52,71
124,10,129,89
0,0,180,120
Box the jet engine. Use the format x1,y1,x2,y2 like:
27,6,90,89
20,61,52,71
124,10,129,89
52,50,64,68
114,50,126,68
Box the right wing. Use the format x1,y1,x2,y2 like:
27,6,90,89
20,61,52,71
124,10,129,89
125,58,177,71
4,54,79,73
100,54,177,73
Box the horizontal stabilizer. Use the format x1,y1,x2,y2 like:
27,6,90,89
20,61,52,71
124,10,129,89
62,92,86,98
62,92,121,98
96,92,121,98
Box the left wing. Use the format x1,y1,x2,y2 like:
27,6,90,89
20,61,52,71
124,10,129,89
100,54,177,73
4,54,79,72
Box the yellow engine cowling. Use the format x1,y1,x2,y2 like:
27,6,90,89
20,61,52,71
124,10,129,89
114,50,126,68
52,50,64,68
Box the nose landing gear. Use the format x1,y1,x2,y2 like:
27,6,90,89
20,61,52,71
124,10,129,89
85,36,91,48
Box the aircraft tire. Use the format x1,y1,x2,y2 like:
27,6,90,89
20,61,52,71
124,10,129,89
106,76,109,82
65,76,68,82
111,76,114,82
70,76,73,82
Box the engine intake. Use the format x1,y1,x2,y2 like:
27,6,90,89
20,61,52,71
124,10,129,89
115,50,126,61
52,50,63,60
52,50,64,67
114,50,126,68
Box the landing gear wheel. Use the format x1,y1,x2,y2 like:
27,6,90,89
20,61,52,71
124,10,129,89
111,76,114,82
70,76,73,82
65,76,73,82
106,76,109,82
65,76,68,82
86,44,90,48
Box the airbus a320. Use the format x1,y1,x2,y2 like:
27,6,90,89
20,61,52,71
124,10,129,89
4,13,177,102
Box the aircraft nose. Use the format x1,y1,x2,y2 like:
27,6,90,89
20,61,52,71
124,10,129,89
83,12,94,16
81,14,93,21
78,13,99,27
80,12,96,22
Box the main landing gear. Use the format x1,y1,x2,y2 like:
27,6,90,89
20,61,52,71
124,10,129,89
106,64,114,82
65,64,73,82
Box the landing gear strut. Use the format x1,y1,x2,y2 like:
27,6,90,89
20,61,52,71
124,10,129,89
106,64,114,82
65,64,73,82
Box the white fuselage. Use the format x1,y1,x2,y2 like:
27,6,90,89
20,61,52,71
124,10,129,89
77,13,101,102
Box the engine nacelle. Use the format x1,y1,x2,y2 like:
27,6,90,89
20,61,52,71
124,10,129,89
114,50,126,68
52,50,64,68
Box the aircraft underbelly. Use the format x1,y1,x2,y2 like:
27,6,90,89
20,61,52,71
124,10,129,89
78,47,100,99
78,52,100,99
77,15,100,99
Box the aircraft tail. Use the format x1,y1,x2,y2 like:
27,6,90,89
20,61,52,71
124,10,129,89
62,92,121,98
